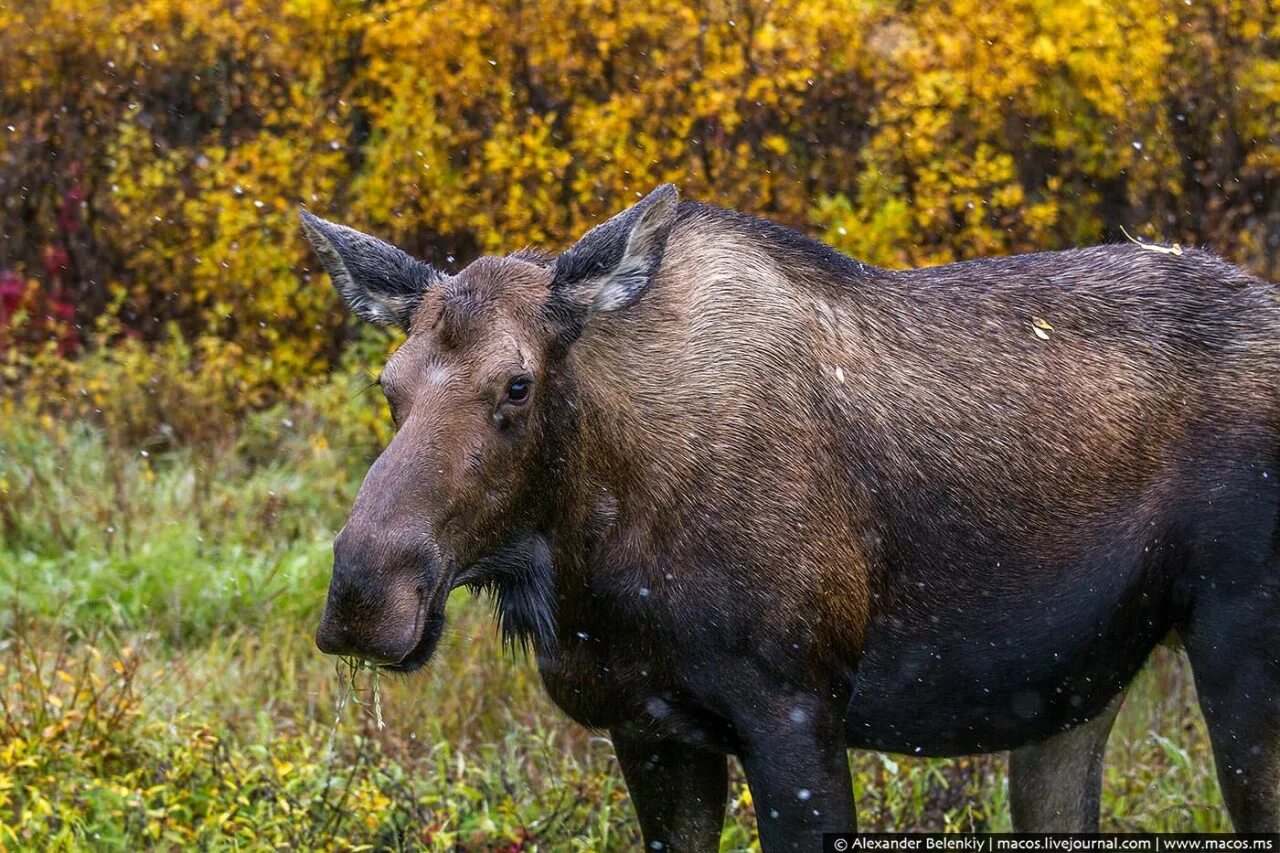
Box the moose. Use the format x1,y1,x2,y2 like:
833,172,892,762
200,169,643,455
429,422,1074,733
301,185,1280,850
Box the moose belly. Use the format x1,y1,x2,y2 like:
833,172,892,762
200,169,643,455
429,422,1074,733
843,552,1174,756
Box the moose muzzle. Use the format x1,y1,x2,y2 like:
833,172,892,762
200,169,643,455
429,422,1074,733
314,524,437,665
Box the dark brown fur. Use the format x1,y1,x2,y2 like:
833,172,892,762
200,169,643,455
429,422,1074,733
301,189,1280,849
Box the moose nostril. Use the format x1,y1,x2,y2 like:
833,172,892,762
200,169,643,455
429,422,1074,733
315,616,407,664
315,613,355,657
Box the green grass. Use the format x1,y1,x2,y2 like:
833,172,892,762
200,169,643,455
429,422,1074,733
0,391,1232,849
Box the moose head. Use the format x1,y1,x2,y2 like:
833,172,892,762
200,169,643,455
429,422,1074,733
301,186,680,670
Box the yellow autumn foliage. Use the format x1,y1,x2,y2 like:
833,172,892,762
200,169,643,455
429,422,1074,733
1,0,1277,435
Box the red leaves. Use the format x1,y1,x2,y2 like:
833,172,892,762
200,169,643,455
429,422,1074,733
0,261,79,356
0,270,23,320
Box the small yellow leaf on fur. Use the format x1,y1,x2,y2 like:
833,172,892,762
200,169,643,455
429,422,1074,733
1120,225,1184,256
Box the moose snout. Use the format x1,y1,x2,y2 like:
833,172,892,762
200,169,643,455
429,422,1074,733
315,526,435,664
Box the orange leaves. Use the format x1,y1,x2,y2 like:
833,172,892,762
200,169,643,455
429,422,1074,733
0,0,1277,421
816,0,1277,272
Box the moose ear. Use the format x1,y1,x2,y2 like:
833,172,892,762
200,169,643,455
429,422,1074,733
299,211,441,329
551,184,679,318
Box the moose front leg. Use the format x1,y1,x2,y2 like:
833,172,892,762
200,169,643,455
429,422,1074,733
613,733,729,852
737,703,856,851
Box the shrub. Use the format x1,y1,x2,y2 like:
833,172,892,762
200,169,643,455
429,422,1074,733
2,0,1277,410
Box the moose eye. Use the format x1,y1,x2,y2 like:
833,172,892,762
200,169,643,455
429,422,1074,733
506,377,532,405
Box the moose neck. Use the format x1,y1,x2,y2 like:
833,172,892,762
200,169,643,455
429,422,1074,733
540,222,865,566
510,211,887,648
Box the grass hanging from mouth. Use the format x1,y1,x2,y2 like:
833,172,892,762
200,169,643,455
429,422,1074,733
335,655,385,731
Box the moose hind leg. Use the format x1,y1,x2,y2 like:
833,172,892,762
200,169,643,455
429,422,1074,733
1183,598,1280,830
1009,692,1124,831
